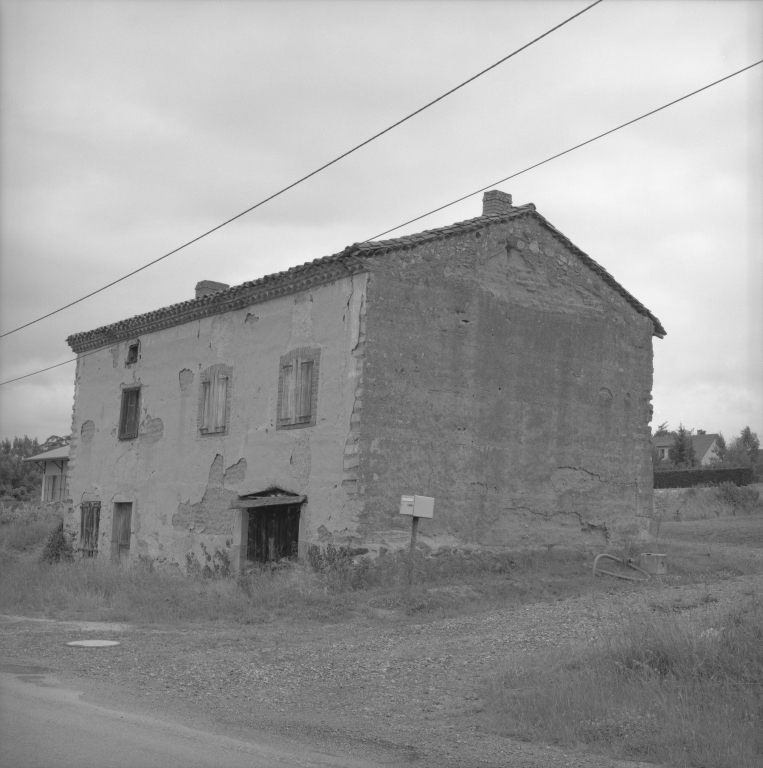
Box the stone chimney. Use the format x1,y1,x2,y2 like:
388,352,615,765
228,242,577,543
482,190,513,216
195,280,230,299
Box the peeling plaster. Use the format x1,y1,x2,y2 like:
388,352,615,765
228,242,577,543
141,415,164,443
224,458,247,485
80,420,95,443
173,453,244,535
179,369,194,391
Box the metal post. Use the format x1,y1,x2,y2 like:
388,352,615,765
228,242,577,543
407,515,419,593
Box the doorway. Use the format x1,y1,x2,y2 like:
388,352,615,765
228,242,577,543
112,502,132,561
247,504,300,564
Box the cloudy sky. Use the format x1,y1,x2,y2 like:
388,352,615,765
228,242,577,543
1,0,761,446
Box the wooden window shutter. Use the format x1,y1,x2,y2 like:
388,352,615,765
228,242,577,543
81,501,101,557
119,389,140,439
202,379,213,431
281,362,295,425
277,349,319,430
199,366,231,435
296,360,313,423
214,375,228,430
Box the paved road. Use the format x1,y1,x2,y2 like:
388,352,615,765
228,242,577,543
0,664,390,768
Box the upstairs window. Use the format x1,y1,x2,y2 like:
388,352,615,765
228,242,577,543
119,387,140,439
198,364,233,436
126,341,140,365
277,348,320,430
44,474,62,502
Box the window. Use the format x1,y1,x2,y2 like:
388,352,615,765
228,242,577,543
44,474,63,502
111,502,132,561
126,342,139,365
80,501,101,557
202,373,228,432
277,348,320,430
119,387,140,439
198,364,232,436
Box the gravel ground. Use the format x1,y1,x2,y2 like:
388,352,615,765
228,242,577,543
2,572,761,768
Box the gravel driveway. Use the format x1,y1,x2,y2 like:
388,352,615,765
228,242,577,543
2,573,760,767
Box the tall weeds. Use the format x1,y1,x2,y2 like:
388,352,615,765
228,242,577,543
488,600,763,767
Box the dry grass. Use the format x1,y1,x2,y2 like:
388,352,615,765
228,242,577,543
0,555,363,625
0,501,62,553
486,599,763,767
1,486,761,628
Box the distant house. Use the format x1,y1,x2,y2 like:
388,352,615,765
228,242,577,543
651,433,720,465
23,445,70,502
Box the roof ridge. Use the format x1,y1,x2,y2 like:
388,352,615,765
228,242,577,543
67,203,664,353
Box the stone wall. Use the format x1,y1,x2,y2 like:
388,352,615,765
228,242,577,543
65,273,368,570
353,214,656,553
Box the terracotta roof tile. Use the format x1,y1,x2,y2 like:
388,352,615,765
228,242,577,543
67,204,665,353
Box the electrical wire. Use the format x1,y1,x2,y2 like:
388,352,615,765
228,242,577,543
0,0,603,341
365,58,763,241
1,57,760,387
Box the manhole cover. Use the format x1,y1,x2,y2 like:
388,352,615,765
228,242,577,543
66,640,120,647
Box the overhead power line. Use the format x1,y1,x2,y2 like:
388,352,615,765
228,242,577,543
0,0,603,341
1,57,760,388
366,58,763,241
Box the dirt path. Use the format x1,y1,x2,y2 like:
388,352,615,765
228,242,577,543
2,573,760,768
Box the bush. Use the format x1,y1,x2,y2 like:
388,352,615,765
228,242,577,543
40,521,74,563
714,483,762,514
306,543,369,590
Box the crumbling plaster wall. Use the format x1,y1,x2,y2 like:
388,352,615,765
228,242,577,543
355,216,655,553
65,273,367,569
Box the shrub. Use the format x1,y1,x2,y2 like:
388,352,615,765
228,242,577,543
714,482,762,514
306,543,369,590
40,521,74,563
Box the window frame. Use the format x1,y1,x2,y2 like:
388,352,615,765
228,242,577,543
198,363,233,437
118,387,141,440
80,500,101,557
111,502,132,561
44,474,59,501
276,347,321,431
125,340,140,366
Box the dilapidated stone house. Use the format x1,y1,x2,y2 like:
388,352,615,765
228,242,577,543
63,190,665,572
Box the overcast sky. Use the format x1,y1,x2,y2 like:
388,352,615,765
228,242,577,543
1,0,761,446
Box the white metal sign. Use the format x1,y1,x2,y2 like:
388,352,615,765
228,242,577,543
399,494,434,519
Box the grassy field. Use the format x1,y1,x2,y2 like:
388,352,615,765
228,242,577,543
1,488,762,766
485,484,763,768
1,487,762,625
487,597,763,768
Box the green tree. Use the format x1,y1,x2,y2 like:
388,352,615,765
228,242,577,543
654,422,671,437
0,436,43,501
723,427,762,480
713,432,727,462
737,426,760,462
668,424,697,468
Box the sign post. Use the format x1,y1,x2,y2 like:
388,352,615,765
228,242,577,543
400,495,434,593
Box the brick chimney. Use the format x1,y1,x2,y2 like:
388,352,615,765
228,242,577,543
195,280,230,299
482,190,513,216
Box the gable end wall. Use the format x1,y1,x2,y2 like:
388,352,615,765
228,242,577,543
354,216,655,552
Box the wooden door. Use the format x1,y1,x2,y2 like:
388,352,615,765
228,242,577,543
113,503,132,560
247,504,300,564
